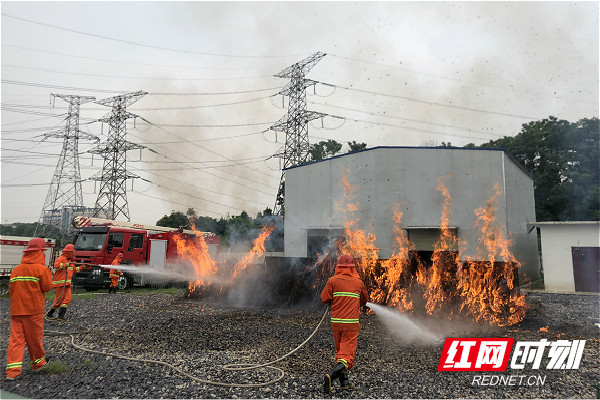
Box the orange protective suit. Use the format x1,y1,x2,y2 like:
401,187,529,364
6,247,52,379
50,251,83,310
109,254,123,290
320,255,368,370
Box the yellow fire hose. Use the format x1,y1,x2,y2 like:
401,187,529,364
45,306,329,388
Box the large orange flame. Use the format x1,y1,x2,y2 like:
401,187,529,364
172,222,218,293
232,224,275,279
336,174,527,326
458,184,527,326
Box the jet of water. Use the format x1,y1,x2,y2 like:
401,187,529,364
366,302,441,345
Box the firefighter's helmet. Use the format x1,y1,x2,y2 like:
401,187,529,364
23,237,47,252
337,254,355,266
63,244,75,252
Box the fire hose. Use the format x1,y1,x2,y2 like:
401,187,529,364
44,305,330,388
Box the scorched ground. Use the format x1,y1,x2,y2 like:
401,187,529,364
0,290,598,399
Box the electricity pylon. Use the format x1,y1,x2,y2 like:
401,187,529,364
89,91,147,221
36,94,98,236
270,51,327,215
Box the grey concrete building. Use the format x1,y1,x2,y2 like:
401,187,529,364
283,146,540,281
527,221,599,292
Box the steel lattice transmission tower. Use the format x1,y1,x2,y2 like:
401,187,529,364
270,51,327,214
36,94,98,236
89,90,147,221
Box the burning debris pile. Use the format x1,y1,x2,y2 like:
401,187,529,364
167,173,527,327
327,175,527,327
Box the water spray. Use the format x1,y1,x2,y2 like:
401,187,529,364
366,302,442,344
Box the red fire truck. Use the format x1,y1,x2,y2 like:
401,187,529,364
70,217,219,290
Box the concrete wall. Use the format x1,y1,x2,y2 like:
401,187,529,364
503,153,540,280
284,147,540,280
537,222,600,292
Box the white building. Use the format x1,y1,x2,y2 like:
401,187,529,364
284,146,540,281
528,221,600,292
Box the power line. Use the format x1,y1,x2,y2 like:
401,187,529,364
2,43,272,71
309,101,507,140
2,13,310,59
128,130,267,144
148,87,281,96
314,81,543,120
2,79,126,94
2,63,275,81
2,79,281,96
132,121,274,128
130,168,271,210
1,106,66,117
133,120,278,183
130,95,274,110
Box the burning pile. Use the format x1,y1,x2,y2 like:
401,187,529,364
329,174,527,327
167,171,527,327
171,222,276,299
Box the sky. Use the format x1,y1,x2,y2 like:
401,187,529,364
1,1,598,227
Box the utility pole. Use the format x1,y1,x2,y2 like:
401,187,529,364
89,91,147,221
270,51,327,215
36,94,98,236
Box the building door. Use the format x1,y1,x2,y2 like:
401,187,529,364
571,247,600,292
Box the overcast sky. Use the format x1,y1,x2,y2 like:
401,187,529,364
1,1,598,227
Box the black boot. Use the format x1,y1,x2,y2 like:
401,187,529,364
339,368,350,389
323,362,346,394
46,308,57,320
57,307,68,321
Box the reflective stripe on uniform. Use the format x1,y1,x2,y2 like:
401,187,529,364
330,318,359,323
53,280,70,285
109,274,120,278
33,357,45,365
333,291,360,298
6,361,22,370
9,277,40,283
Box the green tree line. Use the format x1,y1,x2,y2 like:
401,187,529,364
464,116,599,221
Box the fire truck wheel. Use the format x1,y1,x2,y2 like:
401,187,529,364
118,275,132,290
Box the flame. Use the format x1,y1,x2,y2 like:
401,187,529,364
424,176,461,315
539,326,549,333
378,208,414,311
232,224,275,279
337,173,380,293
336,174,527,326
458,184,527,326
172,222,218,293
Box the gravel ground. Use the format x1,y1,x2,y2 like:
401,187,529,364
0,289,598,399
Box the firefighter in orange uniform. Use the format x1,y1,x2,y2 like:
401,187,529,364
5,238,53,380
108,253,123,294
46,244,86,321
320,254,368,394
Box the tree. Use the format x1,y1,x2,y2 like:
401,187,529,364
478,116,599,221
348,141,367,153
156,211,189,228
309,139,343,161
